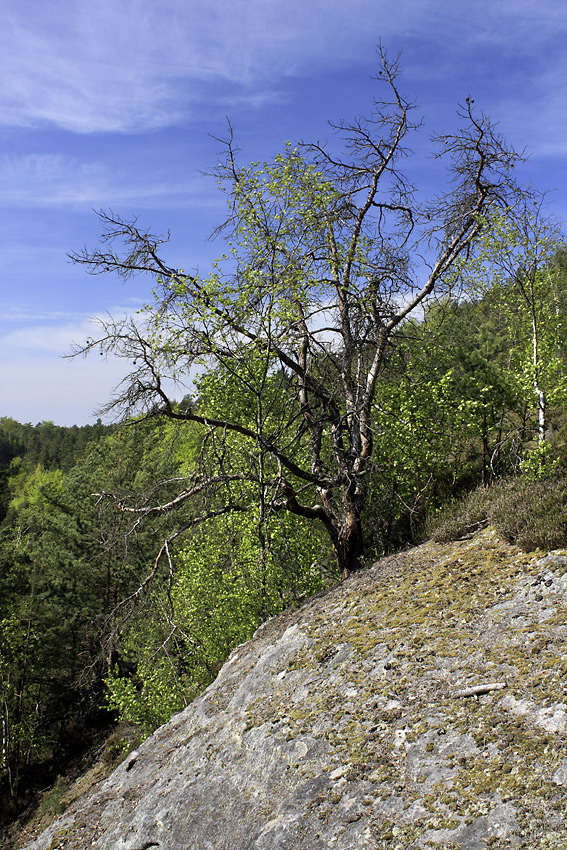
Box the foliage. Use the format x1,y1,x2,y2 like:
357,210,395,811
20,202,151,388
427,476,567,552
69,48,526,579
0,418,179,817
2,234,567,823
105,658,189,733
362,287,536,555
0,417,112,525
105,476,332,732
519,440,563,479
456,204,566,458
425,487,494,543
489,476,567,551
2,49,567,838
365,356,476,554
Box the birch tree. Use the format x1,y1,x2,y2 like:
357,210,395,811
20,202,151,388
460,200,565,469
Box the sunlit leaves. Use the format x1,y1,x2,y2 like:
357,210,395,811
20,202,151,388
457,206,567,451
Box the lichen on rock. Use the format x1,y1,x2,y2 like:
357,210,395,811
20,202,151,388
23,529,567,849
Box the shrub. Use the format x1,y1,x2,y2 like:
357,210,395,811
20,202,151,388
426,476,567,552
489,477,567,551
424,486,492,543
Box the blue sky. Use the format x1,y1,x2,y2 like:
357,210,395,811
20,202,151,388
1,0,566,425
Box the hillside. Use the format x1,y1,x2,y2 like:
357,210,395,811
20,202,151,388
21,528,567,849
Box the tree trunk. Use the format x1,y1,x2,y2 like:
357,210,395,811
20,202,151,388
334,509,365,580
532,309,546,444
535,383,546,444
279,481,365,580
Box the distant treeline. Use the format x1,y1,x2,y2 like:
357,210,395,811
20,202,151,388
0,417,112,471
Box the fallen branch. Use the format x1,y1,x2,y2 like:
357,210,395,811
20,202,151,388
452,682,507,698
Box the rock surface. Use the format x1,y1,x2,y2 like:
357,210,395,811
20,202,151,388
24,529,567,849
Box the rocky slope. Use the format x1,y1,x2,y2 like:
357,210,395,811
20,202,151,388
23,529,567,849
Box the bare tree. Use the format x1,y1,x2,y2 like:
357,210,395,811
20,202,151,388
70,47,527,579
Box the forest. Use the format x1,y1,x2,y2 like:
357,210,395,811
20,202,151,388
3,52,567,834
3,245,567,827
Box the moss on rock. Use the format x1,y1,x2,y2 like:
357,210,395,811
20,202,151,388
21,528,567,849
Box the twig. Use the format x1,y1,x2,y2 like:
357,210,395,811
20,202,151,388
452,682,506,698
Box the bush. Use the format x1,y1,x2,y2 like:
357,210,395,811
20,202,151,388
489,477,567,551
424,486,492,543
426,476,567,552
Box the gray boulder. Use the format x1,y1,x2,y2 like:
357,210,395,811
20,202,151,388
24,529,567,849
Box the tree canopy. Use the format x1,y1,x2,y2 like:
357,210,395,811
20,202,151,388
70,48,530,578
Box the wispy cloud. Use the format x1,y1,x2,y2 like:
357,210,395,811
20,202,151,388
2,0,566,428
1,306,89,324
2,0,565,141
495,55,567,159
3,319,98,354
2,0,188,133
1,0,380,133
0,307,139,351
0,312,118,424
0,307,186,425
0,349,131,425
0,152,218,209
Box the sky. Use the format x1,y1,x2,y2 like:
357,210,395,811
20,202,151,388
1,0,566,426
